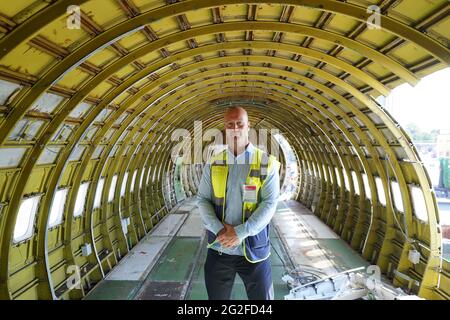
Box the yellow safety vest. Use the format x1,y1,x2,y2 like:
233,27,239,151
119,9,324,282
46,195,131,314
208,146,280,263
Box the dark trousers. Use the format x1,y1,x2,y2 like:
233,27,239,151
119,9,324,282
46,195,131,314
204,248,274,300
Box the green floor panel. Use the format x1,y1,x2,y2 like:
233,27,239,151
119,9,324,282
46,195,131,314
271,265,290,300
271,265,288,283
136,281,186,300
148,237,201,282
269,227,279,239
273,282,290,300
187,281,209,300
234,274,245,284
317,239,370,271
270,223,294,268
193,263,205,282
84,280,141,300
269,239,290,267
269,250,285,266
230,281,248,300
189,242,207,283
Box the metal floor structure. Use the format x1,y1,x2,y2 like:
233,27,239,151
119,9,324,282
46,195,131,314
84,197,369,300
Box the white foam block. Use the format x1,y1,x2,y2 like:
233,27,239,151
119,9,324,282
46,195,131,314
297,215,339,239
106,236,171,281
177,211,205,237
151,213,187,237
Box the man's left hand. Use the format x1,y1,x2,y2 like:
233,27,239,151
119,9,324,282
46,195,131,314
217,223,240,248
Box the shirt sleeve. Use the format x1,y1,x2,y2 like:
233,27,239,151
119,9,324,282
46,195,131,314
234,160,280,241
196,163,224,235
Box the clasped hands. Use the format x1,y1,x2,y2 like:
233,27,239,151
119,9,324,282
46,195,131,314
216,223,240,248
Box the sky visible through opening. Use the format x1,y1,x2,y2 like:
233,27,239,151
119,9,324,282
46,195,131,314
384,68,450,131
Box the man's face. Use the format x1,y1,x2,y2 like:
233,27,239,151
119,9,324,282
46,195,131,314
224,108,249,145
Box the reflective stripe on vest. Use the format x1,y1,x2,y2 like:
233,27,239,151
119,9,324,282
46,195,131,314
208,146,279,263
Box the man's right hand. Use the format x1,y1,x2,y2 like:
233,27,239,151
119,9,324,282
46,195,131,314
217,227,226,237
217,223,240,248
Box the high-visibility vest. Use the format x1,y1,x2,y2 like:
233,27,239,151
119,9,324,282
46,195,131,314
207,146,280,263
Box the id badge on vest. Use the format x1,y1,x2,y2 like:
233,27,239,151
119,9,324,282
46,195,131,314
242,184,257,203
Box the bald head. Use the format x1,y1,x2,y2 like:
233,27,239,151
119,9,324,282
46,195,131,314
224,106,250,131
224,106,248,124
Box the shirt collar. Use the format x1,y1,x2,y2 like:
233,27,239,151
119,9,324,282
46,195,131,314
227,142,254,162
